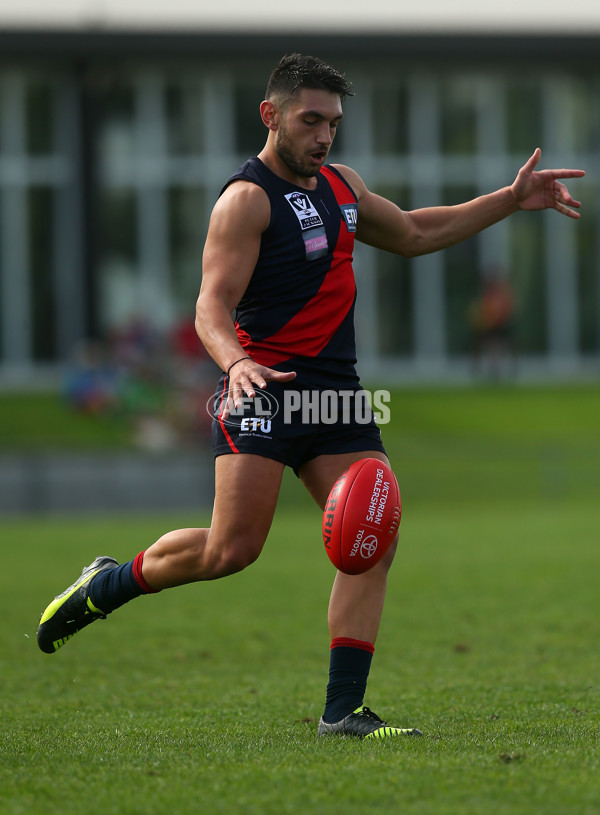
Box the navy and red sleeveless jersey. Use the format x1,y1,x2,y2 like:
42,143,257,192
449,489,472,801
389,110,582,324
221,157,359,374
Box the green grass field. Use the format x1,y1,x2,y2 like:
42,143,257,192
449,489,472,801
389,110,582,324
1,386,599,814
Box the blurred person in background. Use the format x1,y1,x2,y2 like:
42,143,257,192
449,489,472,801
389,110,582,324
469,267,516,380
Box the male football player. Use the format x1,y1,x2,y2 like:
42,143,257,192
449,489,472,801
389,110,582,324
38,53,584,740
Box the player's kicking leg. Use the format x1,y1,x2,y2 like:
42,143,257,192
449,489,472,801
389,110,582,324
300,451,422,739
37,454,284,653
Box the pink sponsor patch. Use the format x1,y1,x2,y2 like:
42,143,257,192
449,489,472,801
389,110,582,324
304,234,328,253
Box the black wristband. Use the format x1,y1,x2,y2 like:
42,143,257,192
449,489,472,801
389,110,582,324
227,356,251,376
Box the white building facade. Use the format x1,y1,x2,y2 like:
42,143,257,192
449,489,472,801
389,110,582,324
0,5,599,383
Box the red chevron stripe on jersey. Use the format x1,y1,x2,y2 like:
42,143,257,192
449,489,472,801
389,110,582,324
236,165,357,367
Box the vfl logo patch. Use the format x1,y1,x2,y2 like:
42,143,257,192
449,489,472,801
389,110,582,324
285,192,324,231
340,203,358,233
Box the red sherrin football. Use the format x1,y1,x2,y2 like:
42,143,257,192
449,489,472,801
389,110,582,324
322,458,401,575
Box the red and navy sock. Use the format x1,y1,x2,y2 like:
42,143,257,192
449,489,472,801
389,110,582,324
89,551,160,614
322,637,375,724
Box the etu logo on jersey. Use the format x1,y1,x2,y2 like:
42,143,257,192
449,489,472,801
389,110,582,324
285,192,323,230
340,204,358,233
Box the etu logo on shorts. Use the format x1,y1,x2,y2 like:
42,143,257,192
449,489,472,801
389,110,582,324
340,204,358,233
240,418,271,433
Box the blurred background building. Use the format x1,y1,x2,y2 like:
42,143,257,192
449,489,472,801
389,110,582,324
0,2,599,387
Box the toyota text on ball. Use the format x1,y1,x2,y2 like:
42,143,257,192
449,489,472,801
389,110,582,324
349,529,379,560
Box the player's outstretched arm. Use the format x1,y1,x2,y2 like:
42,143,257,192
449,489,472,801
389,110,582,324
334,153,584,259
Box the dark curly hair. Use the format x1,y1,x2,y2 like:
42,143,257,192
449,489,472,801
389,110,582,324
265,53,353,103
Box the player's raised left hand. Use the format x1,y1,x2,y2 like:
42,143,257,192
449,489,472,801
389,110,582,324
511,148,585,219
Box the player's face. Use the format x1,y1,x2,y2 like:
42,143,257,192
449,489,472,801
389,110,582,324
275,89,343,179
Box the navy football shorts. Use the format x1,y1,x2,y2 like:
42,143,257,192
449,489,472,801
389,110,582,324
210,369,387,475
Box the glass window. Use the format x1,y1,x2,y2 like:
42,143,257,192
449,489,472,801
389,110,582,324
99,187,136,263
569,75,600,155
0,192,4,361
506,78,543,156
98,80,135,164
98,188,138,331
443,185,479,355
165,79,204,156
376,252,413,356
440,77,477,155
576,183,598,353
26,79,55,155
373,185,412,355
29,187,56,360
168,186,207,311
373,84,409,154
509,217,547,353
234,83,265,157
